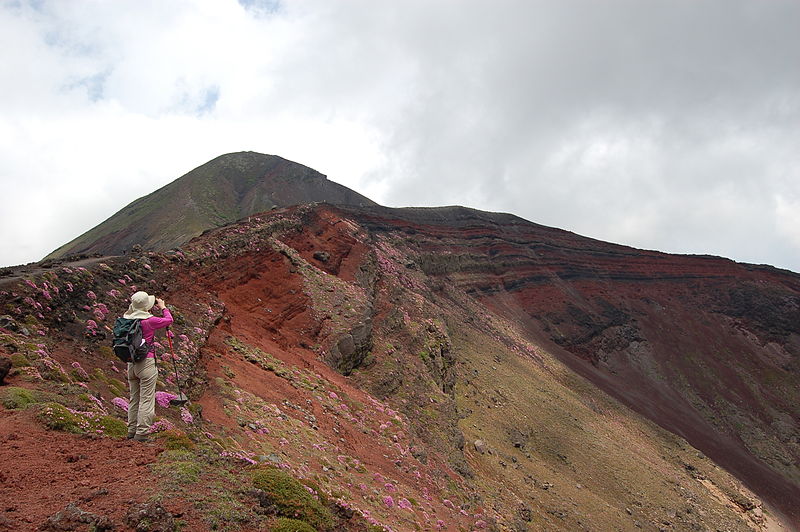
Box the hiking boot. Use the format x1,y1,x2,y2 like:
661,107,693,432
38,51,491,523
133,434,152,442
126,432,136,440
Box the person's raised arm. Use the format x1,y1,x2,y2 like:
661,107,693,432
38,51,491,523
148,298,173,330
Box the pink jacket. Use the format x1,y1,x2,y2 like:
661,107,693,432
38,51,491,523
141,308,173,358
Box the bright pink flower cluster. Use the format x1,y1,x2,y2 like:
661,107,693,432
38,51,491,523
155,391,178,408
180,407,193,424
149,419,174,433
397,498,413,510
71,361,90,380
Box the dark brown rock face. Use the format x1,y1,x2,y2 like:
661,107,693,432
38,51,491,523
0,357,10,385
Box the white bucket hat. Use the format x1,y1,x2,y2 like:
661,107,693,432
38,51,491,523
123,291,156,320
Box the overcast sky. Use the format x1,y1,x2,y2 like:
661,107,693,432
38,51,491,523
1,0,798,273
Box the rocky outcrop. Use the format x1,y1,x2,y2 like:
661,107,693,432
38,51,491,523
124,502,177,532
327,319,373,375
39,503,113,531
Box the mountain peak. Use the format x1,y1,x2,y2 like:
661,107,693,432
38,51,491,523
203,151,322,177
45,153,376,260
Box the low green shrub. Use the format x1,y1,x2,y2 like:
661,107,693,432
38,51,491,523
162,429,196,451
92,367,109,382
37,402,127,437
108,383,126,398
271,517,316,532
0,386,37,409
10,353,30,367
98,346,115,360
252,467,333,531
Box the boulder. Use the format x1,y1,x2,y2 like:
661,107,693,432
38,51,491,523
0,316,28,336
124,502,176,532
336,334,356,358
39,502,114,531
474,439,487,454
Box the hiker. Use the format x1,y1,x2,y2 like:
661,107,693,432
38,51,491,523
123,291,173,441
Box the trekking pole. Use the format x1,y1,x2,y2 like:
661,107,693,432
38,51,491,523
166,327,189,406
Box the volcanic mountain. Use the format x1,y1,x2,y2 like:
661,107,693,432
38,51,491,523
1,153,799,531
45,151,377,260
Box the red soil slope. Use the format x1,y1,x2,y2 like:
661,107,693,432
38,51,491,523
1,202,797,530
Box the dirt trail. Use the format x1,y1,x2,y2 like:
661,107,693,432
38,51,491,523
0,402,190,531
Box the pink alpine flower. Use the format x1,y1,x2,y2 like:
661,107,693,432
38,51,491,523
180,407,193,424
155,391,178,408
149,419,174,433
383,495,394,508
71,361,90,380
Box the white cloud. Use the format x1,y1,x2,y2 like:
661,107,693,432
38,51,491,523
1,0,799,273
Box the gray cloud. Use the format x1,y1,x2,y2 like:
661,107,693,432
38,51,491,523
1,0,798,272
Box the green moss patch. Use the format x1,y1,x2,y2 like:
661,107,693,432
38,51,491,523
152,450,204,485
271,518,317,532
0,386,38,409
10,353,30,367
162,429,196,451
36,402,127,437
198,485,255,531
252,467,333,531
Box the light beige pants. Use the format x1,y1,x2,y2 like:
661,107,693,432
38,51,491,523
127,358,158,436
